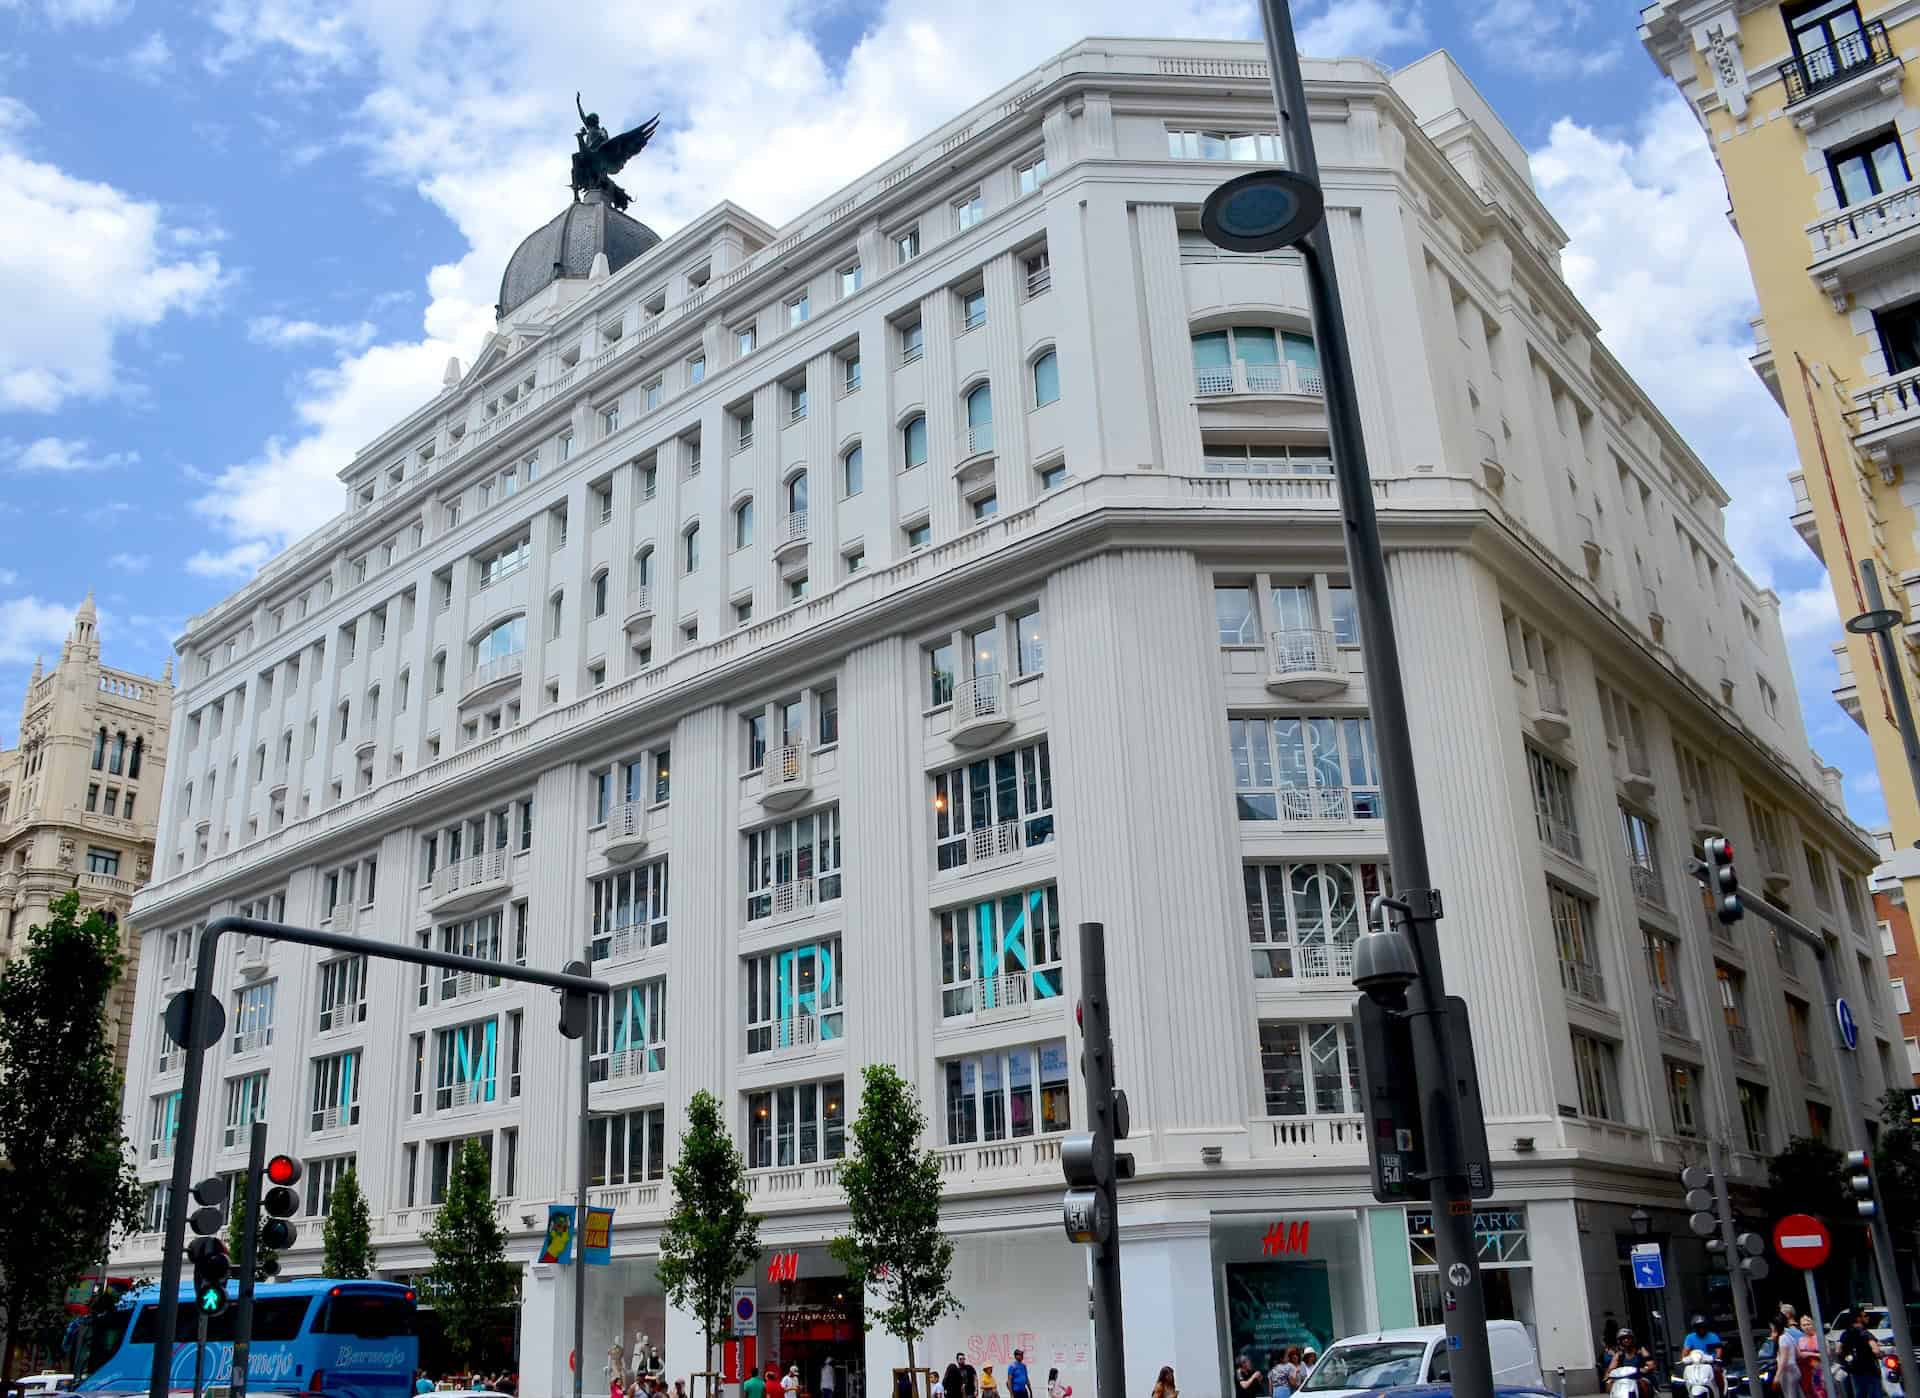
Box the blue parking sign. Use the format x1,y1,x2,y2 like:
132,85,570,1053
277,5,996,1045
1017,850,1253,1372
1631,1243,1665,1291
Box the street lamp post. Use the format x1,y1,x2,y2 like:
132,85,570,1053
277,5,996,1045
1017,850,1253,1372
1198,4,1495,1398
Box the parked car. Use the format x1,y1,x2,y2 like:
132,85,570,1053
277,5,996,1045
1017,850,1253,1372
1296,1322,1544,1398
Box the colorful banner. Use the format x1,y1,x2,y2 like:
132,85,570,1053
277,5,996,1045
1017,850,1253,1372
538,1205,614,1265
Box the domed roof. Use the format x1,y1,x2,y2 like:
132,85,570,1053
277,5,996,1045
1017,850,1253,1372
497,196,661,318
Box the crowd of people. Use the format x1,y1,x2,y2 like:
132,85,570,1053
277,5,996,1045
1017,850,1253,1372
1598,1302,1897,1398
413,1369,520,1394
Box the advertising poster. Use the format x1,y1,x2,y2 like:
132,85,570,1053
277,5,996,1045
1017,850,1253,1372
1224,1261,1334,1359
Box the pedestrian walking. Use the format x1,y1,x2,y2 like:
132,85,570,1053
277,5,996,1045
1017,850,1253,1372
822,1360,837,1398
1838,1313,1884,1398
1007,1350,1031,1398
944,1356,966,1398
1152,1367,1178,1398
1045,1369,1068,1398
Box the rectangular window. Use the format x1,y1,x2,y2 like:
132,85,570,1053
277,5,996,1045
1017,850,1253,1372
223,1071,270,1149
1215,585,1258,645
1167,128,1284,161
1828,130,1908,207
932,739,1055,870
427,1134,493,1204
1895,978,1911,1014
787,292,810,328
937,885,1064,1016
746,1078,846,1169
1243,861,1390,979
1017,156,1048,194
1258,1021,1361,1117
1664,1059,1699,1136
745,806,843,920
906,521,930,550
1571,1032,1621,1121
941,1040,1069,1144
588,1106,668,1185
644,379,662,412
437,912,505,1000
302,1154,357,1218
953,190,984,231
309,1050,362,1132
1229,716,1382,823
817,688,839,747
746,936,844,1052
519,797,534,852
590,861,671,961
736,324,756,357
1526,747,1581,860
86,846,120,875
589,977,669,1082
1739,1080,1769,1152
654,748,672,804
688,355,706,384
232,982,276,1053
895,227,920,263
433,1018,500,1110
839,264,862,297
1551,884,1606,1004
316,956,368,1032
148,1090,181,1160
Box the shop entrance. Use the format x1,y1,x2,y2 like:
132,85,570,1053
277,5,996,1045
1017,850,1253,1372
763,1277,866,1398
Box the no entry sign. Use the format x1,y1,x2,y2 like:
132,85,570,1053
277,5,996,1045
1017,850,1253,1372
1773,1214,1832,1270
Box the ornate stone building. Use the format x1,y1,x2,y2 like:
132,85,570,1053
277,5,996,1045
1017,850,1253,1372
0,595,172,1066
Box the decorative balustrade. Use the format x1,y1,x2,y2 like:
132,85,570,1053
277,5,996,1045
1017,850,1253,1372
1630,861,1665,908
1650,992,1689,1038
1809,180,1920,257
1540,816,1582,862
1194,361,1325,397
1779,20,1894,104
1294,940,1358,980
1559,958,1606,1005
462,652,525,702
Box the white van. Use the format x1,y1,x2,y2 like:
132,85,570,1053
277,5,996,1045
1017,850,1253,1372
1296,1322,1544,1397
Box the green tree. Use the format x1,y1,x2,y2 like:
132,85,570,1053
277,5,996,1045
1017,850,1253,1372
227,1176,280,1282
0,893,141,1376
657,1090,761,1379
1764,1135,1872,1297
322,1167,377,1279
423,1141,512,1368
830,1064,960,1375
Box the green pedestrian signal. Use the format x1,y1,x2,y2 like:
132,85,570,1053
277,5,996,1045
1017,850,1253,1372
194,1280,227,1316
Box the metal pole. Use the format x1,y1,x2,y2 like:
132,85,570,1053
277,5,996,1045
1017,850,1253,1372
1255,4,1493,1396
1078,923,1125,1398
192,1308,207,1398
1707,1132,1764,1398
231,1119,267,1398
1806,1272,1829,1398
575,1028,589,1398
1859,561,1920,806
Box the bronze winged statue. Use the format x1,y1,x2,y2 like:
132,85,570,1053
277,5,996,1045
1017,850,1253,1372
572,93,660,212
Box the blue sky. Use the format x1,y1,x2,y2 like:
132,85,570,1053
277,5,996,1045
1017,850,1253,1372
0,0,1876,824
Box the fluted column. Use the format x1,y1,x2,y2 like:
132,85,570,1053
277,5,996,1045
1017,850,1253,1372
921,290,962,540
523,760,585,1200
840,635,924,1076
1043,549,1255,1149
982,252,1031,511
805,351,837,575
665,705,732,1129
1135,203,1201,476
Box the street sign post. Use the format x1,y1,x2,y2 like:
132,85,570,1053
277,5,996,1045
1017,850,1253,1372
1836,998,1859,1052
1631,1243,1666,1291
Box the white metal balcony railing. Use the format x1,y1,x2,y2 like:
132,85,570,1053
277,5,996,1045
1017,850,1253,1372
1295,939,1358,980
1630,861,1664,908
1534,672,1568,718
1726,1023,1756,1060
606,799,647,842
313,1105,349,1133
765,743,807,792
447,1079,490,1109
1540,816,1582,862
430,849,510,901
1650,992,1689,1038
752,878,817,921
1278,786,1373,823
952,671,1006,724
1269,628,1339,676
1809,181,1920,257
973,972,1033,1020
1559,958,1606,1005
442,968,497,1000
606,1046,658,1081
766,1014,821,1053
463,652,525,698
780,511,809,547
966,820,1025,868
961,422,995,457
593,921,661,964
1194,360,1326,397
233,1028,270,1055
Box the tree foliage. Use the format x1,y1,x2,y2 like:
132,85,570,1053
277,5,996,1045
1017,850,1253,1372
0,893,141,1376
228,1176,279,1281
656,1090,761,1376
423,1141,512,1366
322,1166,376,1279
830,1064,960,1374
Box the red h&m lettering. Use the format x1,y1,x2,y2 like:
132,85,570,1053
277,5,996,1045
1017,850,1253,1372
766,1251,799,1283
1260,1221,1311,1256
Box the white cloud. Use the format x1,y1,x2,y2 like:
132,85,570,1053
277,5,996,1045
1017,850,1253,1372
0,569,16,586
1469,0,1621,78
246,315,377,352
0,0,129,23
3,435,139,471
126,31,174,80
0,98,223,412
0,596,76,666
108,551,149,574
185,542,272,578
1296,0,1426,57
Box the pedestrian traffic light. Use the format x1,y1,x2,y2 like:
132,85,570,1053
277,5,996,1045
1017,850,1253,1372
1845,1150,1878,1219
1061,926,1131,1247
186,1230,230,1318
1704,838,1743,925
259,1155,302,1250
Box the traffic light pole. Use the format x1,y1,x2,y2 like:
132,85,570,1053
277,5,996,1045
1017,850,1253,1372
192,1310,207,1398
1255,3,1493,1396
1080,923,1125,1398
1705,1132,1763,1398
231,1120,267,1398
1690,874,1918,1378
149,915,611,1398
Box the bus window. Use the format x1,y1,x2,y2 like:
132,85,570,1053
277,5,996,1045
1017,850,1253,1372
252,1297,313,1342
77,1312,131,1377
312,1293,414,1340
127,1296,309,1346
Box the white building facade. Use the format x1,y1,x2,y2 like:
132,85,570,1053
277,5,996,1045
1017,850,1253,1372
120,37,1898,1398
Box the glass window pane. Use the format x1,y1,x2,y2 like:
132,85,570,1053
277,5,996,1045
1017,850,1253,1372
1190,331,1231,370
1234,327,1279,364
1215,586,1258,644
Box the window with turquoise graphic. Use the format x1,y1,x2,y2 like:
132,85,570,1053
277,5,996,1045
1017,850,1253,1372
433,1018,498,1111
590,977,668,1082
437,912,504,1000
149,1090,181,1160
223,1071,270,1148
942,1039,1070,1144
932,739,1054,870
937,884,1064,1018
309,1049,361,1132
746,937,844,1053
1229,715,1381,823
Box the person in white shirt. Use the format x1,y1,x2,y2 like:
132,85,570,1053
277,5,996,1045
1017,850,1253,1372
821,1361,836,1398
783,1368,801,1398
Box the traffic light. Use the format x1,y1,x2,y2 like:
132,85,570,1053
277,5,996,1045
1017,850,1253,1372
259,1155,302,1251
1682,1163,1770,1280
1704,838,1744,925
1061,934,1132,1248
1846,1150,1878,1219
187,1176,231,1316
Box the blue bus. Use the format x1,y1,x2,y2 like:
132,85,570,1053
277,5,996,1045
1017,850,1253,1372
74,1278,418,1398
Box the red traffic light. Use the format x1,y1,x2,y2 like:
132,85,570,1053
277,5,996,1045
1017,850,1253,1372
266,1155,303,1187
1706,837,1735,864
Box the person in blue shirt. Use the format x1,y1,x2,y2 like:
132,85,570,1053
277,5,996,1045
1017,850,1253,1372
1007,1352,1031,1398
1682,1317,1725,1361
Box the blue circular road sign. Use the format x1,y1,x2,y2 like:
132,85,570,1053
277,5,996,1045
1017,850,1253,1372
1837,997,1860,1052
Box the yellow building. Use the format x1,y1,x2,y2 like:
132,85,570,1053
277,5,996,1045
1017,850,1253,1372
1643,1,1920,925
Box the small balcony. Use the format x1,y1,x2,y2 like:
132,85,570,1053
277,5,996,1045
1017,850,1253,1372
440,968,502,1002
746,1160,841,1202
78,871,136,899
1614,738,1655,801
1779,21,1899,112
427,849,511,915
747,877,817,925
1756,841,1793,893
1629,860,1665,910
1559,957,1606,1006
758,744,812,812
602,800,650,863
1276,786,1380,827
956,820,1030,874
311,1105,353,1134
604,1046,661,1082
1540,816,1582,864
1530,672,1571,741
773,510,809,563
461,652,524,707
1194,360,1325,398
1807,179,1920,301
948,672,1013,748
1851,368,1920,461
1294,939,1357,981
937,1134,1064,1185
942,971,1048,1025
232,1028,271,1056
623,587,655,633
1266,629,1348,699
1726,1022,1758,1062
236,936,271,979
1788,472,1822,563
1650,991,1690,1039
591,922,663,967
756,1013,823,1060
588,1180,663,1213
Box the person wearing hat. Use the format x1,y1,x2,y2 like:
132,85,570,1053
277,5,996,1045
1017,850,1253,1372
980,1366,1000,1398
1300,1350,1318,1376
1683,1315,1725,1363
1606,1328,1655,1398
782,1366,801,1398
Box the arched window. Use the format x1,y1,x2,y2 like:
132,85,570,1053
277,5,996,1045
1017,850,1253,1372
475,616,527,665
787,470,808,516
734,499,754,550
684,522,702,574
635,546,654,588
91,728,106,771
1032,350,1060,407
842,444,864,498
128,736,142,780
1191,325,1318,392
593,570,610,617
964,384,993,453
903,415,928,469
109,731,126,775
366,685,380,722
